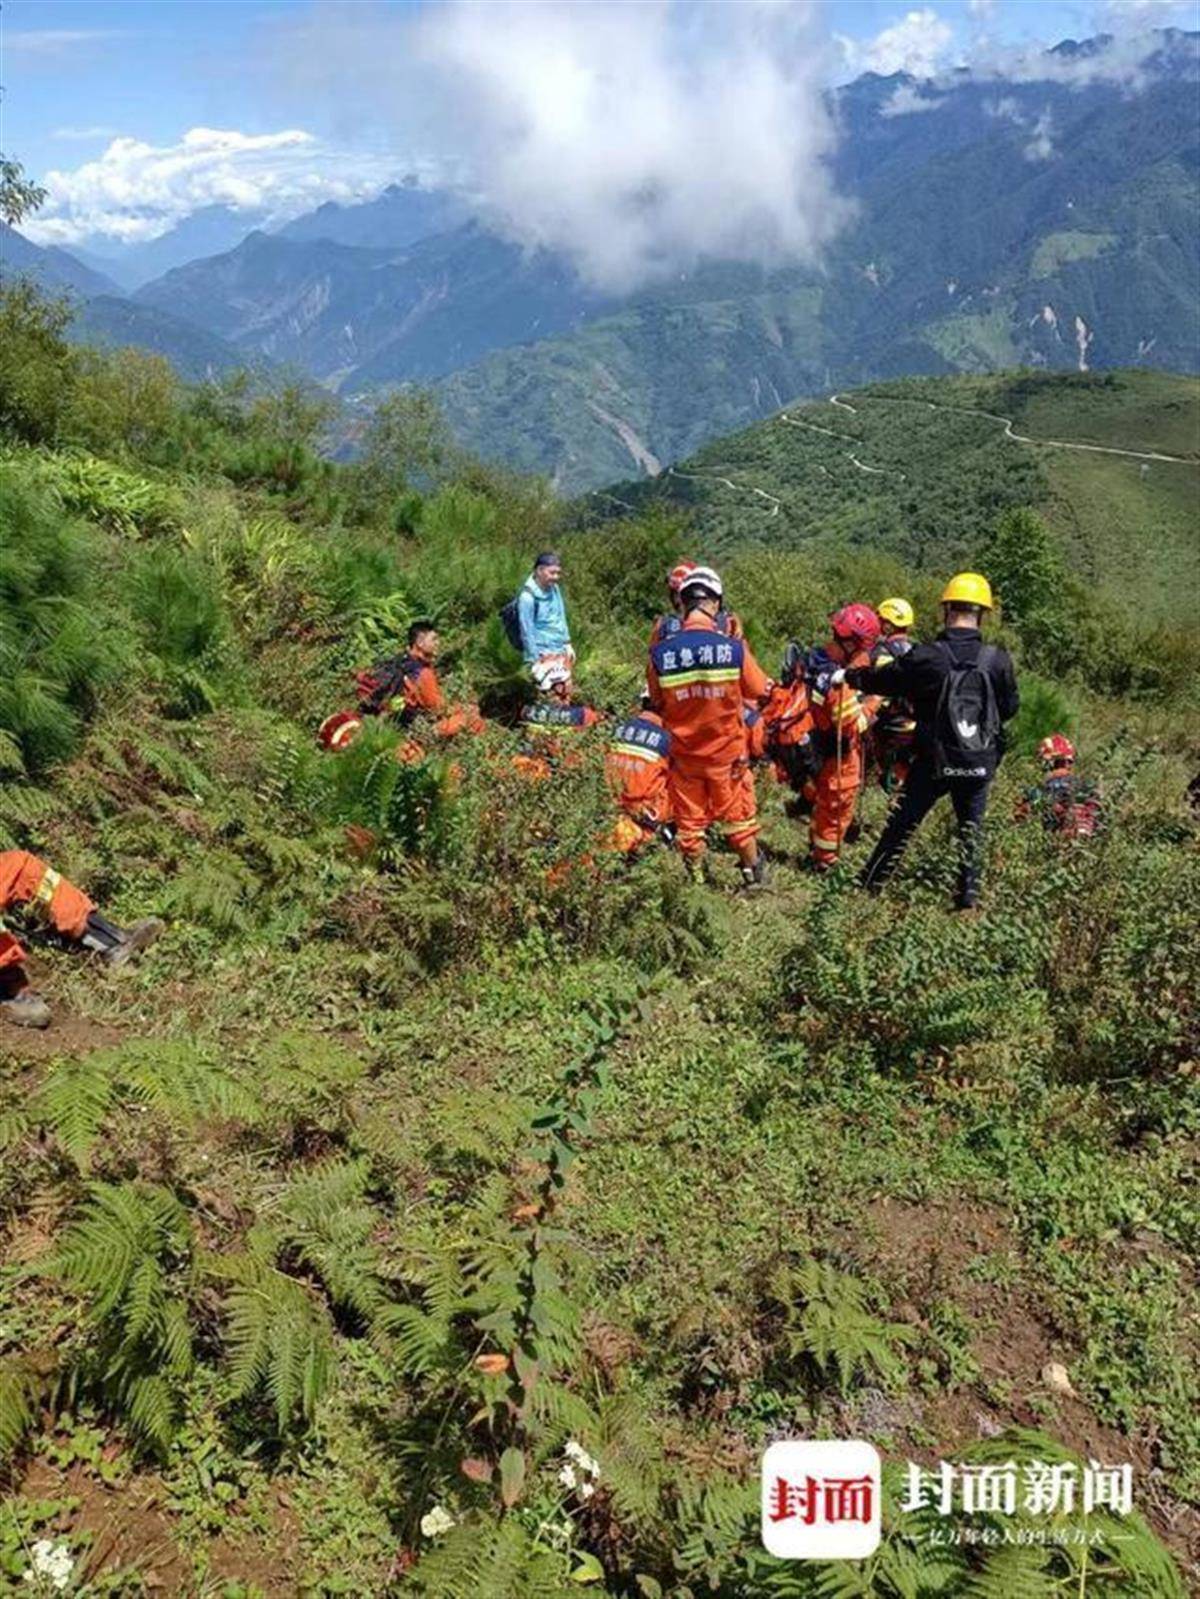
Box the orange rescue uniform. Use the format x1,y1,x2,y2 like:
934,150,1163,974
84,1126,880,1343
0,851,95,973
805,669,875,866
647,613,770,858
604,711,672,853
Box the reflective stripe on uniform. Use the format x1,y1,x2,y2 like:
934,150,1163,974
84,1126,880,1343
34,867,61,908
611,741,664,763
664,668,741,689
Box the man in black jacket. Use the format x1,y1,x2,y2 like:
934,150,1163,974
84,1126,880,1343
841,572,1019,909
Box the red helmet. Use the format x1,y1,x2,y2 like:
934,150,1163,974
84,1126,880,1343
668,560,698,595
1038,733,1075,766
830,602,881,650
318,710,363,751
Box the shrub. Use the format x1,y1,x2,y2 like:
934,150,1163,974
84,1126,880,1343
0,462,130,770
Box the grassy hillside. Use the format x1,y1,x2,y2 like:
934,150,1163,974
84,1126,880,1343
1,294,1198,1595
588,369,1200,633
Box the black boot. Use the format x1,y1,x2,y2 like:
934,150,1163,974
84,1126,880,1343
739,857,771,892
80,912,164,968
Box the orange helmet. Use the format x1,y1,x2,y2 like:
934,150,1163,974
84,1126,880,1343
668,560,698,595
1038,733,1075,766
830,602,881,650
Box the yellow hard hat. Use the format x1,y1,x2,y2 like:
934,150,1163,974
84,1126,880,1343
878,597,914,629
941,572,994,609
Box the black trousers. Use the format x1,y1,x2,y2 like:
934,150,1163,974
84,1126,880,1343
858,758,992,907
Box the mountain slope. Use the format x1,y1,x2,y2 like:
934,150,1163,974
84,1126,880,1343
1,224,250,383
69,295,246,381
0,221,122,298
440,41,1199,489
583,368,1200,626
136,222,612,385
274,178,467,250
70,205,270,290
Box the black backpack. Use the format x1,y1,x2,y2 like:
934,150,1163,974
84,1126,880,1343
932,642,1001,780
498,595,524,653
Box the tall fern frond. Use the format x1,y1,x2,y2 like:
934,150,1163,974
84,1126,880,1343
29,1055,116,1169
269,1157,389,1323
212,1252,335,1432
0,1358,41,1460
47,1182,196,1451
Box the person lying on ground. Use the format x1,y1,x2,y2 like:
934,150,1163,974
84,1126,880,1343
0,851,162,1030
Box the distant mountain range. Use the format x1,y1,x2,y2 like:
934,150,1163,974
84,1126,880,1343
4,30,1197,487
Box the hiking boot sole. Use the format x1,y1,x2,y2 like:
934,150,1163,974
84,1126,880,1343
104,917,165,969
1,995,52,1029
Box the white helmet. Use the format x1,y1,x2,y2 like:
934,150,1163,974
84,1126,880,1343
681,564,723,601
532,655,572,692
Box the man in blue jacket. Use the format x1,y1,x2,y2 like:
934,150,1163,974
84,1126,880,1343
518,551,574,691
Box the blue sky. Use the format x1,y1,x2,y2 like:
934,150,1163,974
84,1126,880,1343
4,0,1193,261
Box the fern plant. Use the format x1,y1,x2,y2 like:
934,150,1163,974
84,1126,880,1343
768,1259,912,1398
48,1182,197,1453
208,1231,335,1433
4,1040,260,1172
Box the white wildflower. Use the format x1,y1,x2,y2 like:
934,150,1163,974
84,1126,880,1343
557,1463,578,1490
419,1505,455,1539
23,1539,75,1592
563,1439,601,1479
578,1481,596,1501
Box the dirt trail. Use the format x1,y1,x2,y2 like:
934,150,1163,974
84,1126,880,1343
831,392,1200,465
779,412,904,480
1,1012,126,1064
666,464,782,517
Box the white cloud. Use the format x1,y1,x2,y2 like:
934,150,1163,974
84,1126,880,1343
1099,0,1191,20
967,0,996,17
839,8,956,80
282,0,850,293
1023,110,1056,160
4,29,123,55
50,126,121,142
985,96,1058,160
23,127,396,247
880,83,946,116
968,30,1178,87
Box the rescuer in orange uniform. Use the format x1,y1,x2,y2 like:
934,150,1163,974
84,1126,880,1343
604,696,674,854
805,603,882,870
646,566,772,888
0,851,163,1028
649,561,745,649
319,620,485,752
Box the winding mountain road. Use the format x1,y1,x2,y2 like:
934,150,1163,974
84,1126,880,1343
647,384,1195,526
829,393,1199,465
778,412,905,479
666,464,782,516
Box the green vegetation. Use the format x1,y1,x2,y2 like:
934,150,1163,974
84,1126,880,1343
1030,233,1117,281
0,282,1197,1594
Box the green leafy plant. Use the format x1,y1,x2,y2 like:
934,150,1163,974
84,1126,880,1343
767,1259,912,1397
